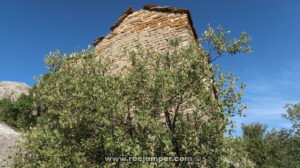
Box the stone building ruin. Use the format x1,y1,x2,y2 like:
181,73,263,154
91,5,215,121
93,5,199,56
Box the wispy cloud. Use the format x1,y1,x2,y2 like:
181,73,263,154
232,61,300,136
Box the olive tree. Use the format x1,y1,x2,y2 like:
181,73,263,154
283,103,300,136
13,26,251,168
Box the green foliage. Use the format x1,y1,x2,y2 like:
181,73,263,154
264,129,300,168
259,104,300,167
283,103,300,135
241,123,268,167
0,94,37,130
44,50,66,72
12,27,250,168
242,123,267,139
239,122,300,168
224,138,255,168
202,25,252,63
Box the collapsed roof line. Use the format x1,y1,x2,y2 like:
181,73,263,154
143,5,198,40
93,5,198,46
110,7,135,31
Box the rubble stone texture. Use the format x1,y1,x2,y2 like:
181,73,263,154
94,5,198,57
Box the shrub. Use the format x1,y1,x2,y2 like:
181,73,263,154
12,27,250,168
0,94,37,130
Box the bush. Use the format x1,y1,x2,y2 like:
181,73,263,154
264,129,300,167
224,138,255,168
12,27,251,168
0,94,37,130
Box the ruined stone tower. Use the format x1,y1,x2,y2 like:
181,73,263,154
93,5,198,56
91,5,214,121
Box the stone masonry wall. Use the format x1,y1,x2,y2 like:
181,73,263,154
94,9,197,57
92,6,216,125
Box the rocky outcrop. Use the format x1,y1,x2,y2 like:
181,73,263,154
0,81,31,101
0,122,19,167
0,81,30,167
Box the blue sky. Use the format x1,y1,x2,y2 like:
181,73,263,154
1,0,299,135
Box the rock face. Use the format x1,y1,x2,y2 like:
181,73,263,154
0,122,19,167
0,81,31,101
0,81,30,167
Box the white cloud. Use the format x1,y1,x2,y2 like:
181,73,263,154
231,62,300,135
